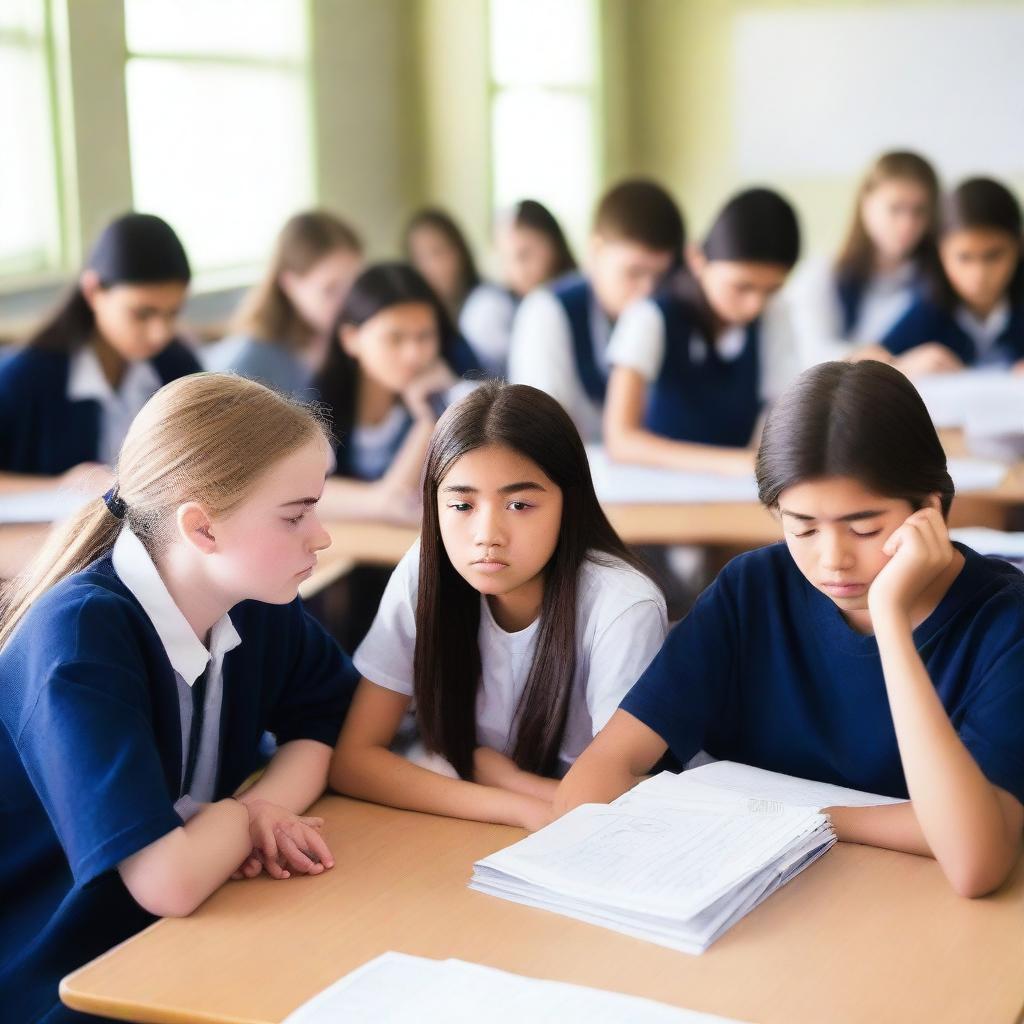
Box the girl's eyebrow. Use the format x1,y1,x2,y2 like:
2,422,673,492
279,497,320,508
442,481,547,495
780,508,885,523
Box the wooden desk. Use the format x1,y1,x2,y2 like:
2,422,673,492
62,797,1024,1024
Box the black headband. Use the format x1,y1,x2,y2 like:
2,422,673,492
103,488,127,521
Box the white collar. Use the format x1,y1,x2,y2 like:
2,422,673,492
956,300,1011,344
67,345,162,403
112,527,242,686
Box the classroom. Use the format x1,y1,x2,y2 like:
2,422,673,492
1,1,1023,1022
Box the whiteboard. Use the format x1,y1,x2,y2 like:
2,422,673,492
734,5,1024,178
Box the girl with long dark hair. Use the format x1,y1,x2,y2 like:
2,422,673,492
315,261,479,523
558,360,1024,898
875,177,1024,374
0,212,200,495
330,381,667,829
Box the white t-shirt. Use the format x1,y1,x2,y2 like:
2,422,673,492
353,540,668,770
507,285,612,444
606,295,799,405
459,282,517,377
787,256,918,368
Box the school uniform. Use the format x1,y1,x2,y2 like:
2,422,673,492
0,528,358,1023
508,274,612,443
607,293,798,448
620,541,1024,802
458,282,518,378
882,297,1024,367
789,257,920,367
0,342,200,475
202,333,315,398
355,540,668,774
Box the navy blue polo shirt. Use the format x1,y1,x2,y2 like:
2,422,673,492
0,555,358,1023
621,542,1024,804
881,298,1024,367
0,341,200,476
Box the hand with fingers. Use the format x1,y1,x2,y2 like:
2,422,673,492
867,504,955,623
232,799,334,881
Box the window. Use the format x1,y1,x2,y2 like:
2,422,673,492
0,0,62,277
123,0,314,275
488,0,600,249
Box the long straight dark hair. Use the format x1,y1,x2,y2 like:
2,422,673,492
508,198,577,283
315,262,463,471
30,212,191,353
414,380,654,780
929,176,1024,312
670,187,800,341
834,151,940,288
756,360,955,518
403,208,481,312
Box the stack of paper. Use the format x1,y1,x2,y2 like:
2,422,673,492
282,952,745,1023
470,761,903,955
0,487,91,525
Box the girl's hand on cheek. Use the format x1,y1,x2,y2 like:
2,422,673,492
402,360,456,421
867,507,953,622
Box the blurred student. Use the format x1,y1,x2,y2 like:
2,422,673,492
508,179,684,442
0,213,199,496
205,210,364,396
790,151,939,366
604,188,800,476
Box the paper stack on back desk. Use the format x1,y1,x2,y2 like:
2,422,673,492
470,761,904,955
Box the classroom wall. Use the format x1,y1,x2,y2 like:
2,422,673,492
620,0,1024,257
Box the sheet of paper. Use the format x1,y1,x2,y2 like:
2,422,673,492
0,487,91,524
914,371,1024,431
640,760,906,811
587,446,760,504
282,952,747,1023
946,457,1010,493
950,527,1024,558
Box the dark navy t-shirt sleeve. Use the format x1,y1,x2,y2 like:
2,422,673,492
14,597,182,887
268,598,359,747
881,300,941,355
957,637,1024,806
618,571,738,763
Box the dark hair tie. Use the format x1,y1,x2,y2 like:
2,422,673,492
103,487,127,521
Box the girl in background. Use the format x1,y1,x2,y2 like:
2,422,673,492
0,212,199,496
875,177,1024,375
460,199,577,376
790,151,939,366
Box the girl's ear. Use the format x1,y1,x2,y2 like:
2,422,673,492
924,492,944,513
79,269,102,309
338,323,360,358
176,502,217,553
685,242,706,277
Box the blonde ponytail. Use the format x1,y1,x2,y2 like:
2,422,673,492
0,373,330,650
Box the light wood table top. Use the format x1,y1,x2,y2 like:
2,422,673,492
61,796,1024,1024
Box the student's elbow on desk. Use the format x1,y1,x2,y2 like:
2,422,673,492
119,833,214,918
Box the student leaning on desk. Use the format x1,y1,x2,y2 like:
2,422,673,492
558,360,1024,898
